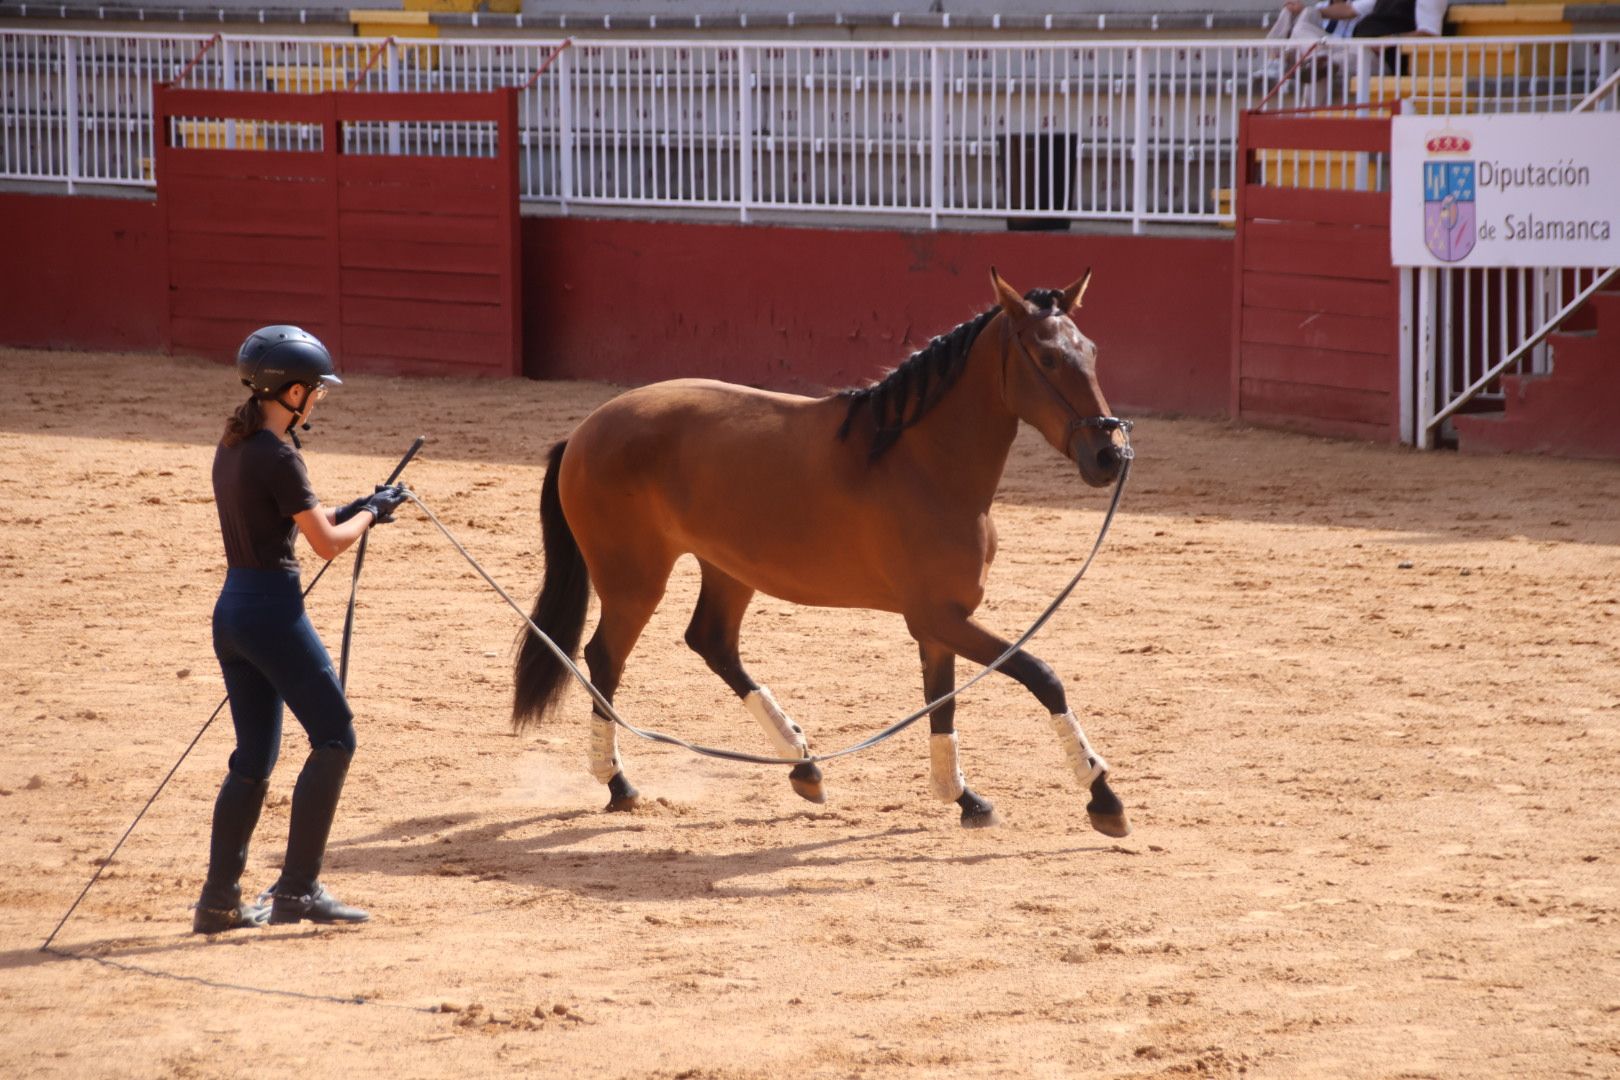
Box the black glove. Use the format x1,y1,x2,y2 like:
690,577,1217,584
334,484,409,525
364,483,410,525
333,493,373,524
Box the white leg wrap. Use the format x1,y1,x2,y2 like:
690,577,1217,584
744,686,809,760
929,732,966,802
1049,709,1109,787
588,714,622,783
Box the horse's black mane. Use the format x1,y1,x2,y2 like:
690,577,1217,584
836,287,1066,460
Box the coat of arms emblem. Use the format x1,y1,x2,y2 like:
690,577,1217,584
1422,130,1475,262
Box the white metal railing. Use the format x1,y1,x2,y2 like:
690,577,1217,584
1407,39,1620,447
6,28,1618,230
1412,265,1619,446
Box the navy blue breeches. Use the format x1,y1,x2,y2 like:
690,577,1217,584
212,567,356,780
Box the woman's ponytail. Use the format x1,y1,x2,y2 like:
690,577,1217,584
221,396,264,448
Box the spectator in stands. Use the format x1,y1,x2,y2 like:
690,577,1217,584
1273,0,1446,40
1265,1,1364,83
1270,1,1362,42
1268,1,1446,78
193,325,408,934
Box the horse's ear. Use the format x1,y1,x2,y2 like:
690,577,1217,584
990,266,1032,320
1060,268,1093,313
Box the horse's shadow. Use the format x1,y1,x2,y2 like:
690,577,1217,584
329,808,1115,903
14,812,1119,970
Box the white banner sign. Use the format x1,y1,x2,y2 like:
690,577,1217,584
1390,113,1620,268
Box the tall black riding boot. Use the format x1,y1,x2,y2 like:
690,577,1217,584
193,772,270,934
267,746,369,925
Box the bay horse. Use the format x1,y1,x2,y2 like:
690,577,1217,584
513,268,1132,836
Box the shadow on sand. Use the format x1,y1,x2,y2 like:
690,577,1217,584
328,808,1122,904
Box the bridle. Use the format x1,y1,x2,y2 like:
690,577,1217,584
1000,312,1134,464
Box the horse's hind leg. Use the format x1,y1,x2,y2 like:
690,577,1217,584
909,612,1129,837
582,561,673,812
685,561,824,804
918,642,1000,829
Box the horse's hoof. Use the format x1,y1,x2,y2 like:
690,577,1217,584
605,773,640,813
958,790,1001,829
962,807,1003,829
1086,774,1130,837
790,762,825,804
1086,810,1132,838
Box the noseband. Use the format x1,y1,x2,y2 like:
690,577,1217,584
1001,316,1135,462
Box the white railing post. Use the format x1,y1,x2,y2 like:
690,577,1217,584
1354,42,1370,191
1399,267,1415,444
1535,267,1555,372
222,37,236,150
1354,41,1370,112
63,35,79,193
558,44,574,213
1132,46,1147,235
386,39,401,155
930,46,944,229
1416,268,1437,449
738,45,753,223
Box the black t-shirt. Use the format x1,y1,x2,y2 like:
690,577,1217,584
1353,0,1417,37
213,429,319,571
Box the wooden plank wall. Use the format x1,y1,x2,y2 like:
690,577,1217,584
154,92,340,360
335,91,520,377
153,87,520,378
1231,112,1401,442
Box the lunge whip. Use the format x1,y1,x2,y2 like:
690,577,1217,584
40,437,425,952
339,435,425,689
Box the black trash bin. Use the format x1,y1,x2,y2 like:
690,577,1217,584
1000,132,1078,231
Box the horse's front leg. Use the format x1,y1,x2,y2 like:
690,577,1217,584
918,643,1000,828
910,612,1129,837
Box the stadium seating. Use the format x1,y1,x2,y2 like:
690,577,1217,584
175,119,267,148
5,0,1619,39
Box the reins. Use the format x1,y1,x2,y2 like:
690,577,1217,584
405,430,1131,768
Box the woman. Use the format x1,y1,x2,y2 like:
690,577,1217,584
194,324,408,934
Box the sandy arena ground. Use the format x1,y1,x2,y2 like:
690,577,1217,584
0,346,1617,1078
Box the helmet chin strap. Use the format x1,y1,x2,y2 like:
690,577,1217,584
272,387,316,449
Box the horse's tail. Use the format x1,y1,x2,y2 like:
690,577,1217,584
512,439,591,731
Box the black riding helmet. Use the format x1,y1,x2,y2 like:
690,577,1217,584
236,325,341,399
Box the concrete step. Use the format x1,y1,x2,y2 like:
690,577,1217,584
1590,289,1620,332
1397,42,1528,78
1546,330,1607,381
1453,323,1620,459
262,66,355,92
352,11,442,40
1448,4,1572,37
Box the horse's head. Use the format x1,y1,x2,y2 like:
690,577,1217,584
990,267,1130,489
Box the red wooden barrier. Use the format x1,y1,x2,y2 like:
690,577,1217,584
1230,107,1400,442
153,86,521,378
